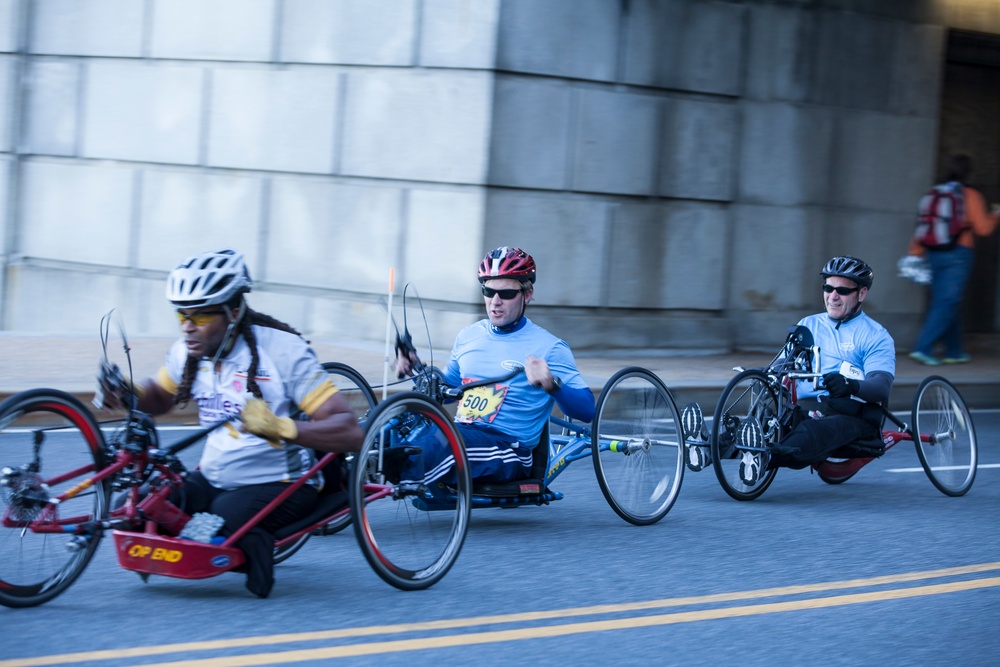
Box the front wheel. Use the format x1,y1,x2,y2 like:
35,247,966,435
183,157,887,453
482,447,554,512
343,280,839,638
911,376,977,497
0,390,110,608
349,393,470,590
591,367,685,525
710,370,779,501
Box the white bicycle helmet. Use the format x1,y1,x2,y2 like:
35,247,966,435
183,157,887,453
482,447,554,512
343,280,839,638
166,248,252,308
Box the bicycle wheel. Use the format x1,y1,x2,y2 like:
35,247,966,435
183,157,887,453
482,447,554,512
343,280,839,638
710,369,779,501
349,393,470,590
0,390,110,608
274,365,376,564
322,361,378,422
273,532,311,565
318,363,376,536
591,367,685,525
911,376,977,497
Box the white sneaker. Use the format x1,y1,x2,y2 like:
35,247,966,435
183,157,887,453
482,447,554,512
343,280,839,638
739,451,763,485
686,443,711,472
736,418,766,485
681,402,707,442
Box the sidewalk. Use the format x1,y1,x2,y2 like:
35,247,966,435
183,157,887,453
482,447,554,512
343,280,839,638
1,332,997,419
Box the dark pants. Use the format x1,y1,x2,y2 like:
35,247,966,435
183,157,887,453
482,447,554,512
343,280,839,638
400,422,534,487
178,472,317,598
771,413,879,469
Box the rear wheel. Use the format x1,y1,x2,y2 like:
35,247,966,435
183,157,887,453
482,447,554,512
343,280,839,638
322,361,378,422
0,390,109,608
591,367,684,525
710,370,779,501
912,376,977,497
350,393,470,590
273,364,378,564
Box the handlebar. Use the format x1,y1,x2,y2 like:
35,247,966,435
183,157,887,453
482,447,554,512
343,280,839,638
165,417,236,456
440,367,525,401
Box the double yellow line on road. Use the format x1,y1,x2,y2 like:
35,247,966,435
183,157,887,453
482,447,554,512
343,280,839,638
5,562,1000,667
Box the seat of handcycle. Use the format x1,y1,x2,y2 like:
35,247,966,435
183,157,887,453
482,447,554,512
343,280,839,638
824,408,887,459
472,428,550,498
799,397,887,460
826,437,886,460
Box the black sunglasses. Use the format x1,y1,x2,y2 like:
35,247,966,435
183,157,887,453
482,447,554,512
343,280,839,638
823,284,860,296
482,286,523,300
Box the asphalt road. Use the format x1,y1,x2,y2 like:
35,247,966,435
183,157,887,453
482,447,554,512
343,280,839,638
2,412,999,666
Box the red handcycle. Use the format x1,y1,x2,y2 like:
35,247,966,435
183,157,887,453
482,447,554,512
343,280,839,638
681,325,978,501
0,322,474,608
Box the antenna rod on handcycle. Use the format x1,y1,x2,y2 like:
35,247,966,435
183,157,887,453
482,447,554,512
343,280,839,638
381,267,395,403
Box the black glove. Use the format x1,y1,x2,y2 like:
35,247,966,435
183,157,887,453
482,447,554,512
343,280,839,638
823,372,859,399
394,332,424,378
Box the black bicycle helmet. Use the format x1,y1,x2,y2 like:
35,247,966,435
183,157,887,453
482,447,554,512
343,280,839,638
821,256,873,289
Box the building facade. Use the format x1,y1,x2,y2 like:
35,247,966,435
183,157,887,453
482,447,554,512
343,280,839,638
1,0,999,352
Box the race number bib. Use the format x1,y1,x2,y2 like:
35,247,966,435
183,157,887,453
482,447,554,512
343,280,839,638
455,381,509,424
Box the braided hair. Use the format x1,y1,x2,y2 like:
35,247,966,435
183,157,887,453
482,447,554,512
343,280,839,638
174,299,306,406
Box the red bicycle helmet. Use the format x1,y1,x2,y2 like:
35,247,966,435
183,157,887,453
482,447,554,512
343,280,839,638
477,246,536,284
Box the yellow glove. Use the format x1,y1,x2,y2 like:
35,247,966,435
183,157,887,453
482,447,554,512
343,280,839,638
242,399,298,442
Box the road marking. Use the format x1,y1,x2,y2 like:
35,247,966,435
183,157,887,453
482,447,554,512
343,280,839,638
3,562,1000,667
140,577,1000,666
886,463,1000,473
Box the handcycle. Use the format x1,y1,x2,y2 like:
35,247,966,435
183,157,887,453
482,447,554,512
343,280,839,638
0,320,463,609
344,326,687,536
680,325,977,501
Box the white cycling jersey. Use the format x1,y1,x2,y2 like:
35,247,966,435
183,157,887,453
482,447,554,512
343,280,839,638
155,326,337,490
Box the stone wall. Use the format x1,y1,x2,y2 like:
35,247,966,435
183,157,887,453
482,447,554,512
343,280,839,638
1,0,998,353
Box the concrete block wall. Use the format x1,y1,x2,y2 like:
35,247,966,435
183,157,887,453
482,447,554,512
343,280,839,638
2,0,999,357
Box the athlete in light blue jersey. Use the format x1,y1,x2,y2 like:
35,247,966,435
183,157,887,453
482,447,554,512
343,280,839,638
762,256,896,477
395,246,595,486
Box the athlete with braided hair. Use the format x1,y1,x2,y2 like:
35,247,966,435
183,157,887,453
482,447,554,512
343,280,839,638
394,246,595,488
97,248,363,598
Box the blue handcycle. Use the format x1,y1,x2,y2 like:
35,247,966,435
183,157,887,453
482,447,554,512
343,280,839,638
334,360,686,589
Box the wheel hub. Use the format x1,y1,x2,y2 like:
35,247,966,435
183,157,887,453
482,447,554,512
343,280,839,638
1,466,51,523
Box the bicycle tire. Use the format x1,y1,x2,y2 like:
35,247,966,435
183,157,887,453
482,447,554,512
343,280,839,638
815,466,859,485
911,376,977,497
349,392,470,590
0,389,110,608
273,363,378,564
321,361,378,421
710,369,779,501
591,367,685,525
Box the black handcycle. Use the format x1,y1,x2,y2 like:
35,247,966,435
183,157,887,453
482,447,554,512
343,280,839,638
681,326,977,501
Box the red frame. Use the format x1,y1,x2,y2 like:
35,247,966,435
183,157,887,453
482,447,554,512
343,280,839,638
13,425,356,579
781,371,917,479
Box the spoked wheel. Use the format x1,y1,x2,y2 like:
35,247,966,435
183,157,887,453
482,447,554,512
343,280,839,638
911,376,977,497
349,392,470,590
274,363,378,565
0,390,110,608
710,370,779,501
591,367,685,525
322,361,378,422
